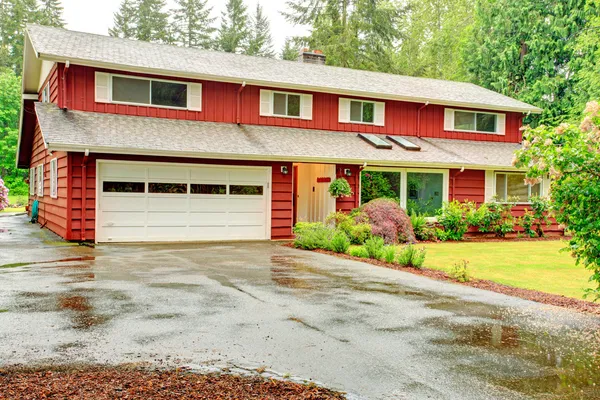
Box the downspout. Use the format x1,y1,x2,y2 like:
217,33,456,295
236,81,247,125
357,162,367,208
62,61,70,110
81,149,89,241
416,101,429,138
451,166,465,201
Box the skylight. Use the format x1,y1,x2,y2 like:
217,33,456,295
358,134,392,149
386,136,421,151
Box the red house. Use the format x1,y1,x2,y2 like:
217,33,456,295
17,25,549,243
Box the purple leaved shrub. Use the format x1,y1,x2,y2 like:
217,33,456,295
362,198,415,244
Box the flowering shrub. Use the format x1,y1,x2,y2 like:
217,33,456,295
449,260,470,282
362,198,415,244
0,178,9,211
515,100,600,300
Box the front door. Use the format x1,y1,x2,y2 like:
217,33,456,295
294,163,336,223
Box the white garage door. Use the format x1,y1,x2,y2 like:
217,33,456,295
97,161,271,243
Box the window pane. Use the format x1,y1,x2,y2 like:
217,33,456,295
495,173,507,201
273,93,287,115
230,185,263,195
350,101,362,122
103,181,145,193
406,172,443,216
148,183,187,194
476,113,497,133
287,94,300,116
362,102,374,123
112,76,150,104
531,182,541,198
506,174,528,202
454,111,475,131
360,171,401,204
190,184,226,195
151,81,187,108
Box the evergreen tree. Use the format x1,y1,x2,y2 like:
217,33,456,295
245,3,274,57
109,0,138,39
136,0,170,43
216,0,249,53
280,37,298,61
0,0,40,75
172,0,215,48
37,0,64,27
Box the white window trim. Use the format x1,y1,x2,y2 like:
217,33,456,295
36,164,44,197
41,83,50,103
349,99,376,125
493,171,542,204
445,108,505,135
363,167,449,210
104,73,199,111
50,158,58,199
271,90,303,119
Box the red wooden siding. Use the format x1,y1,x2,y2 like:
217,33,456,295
450,169,485,204
38,63,60,104
335,164,360,212
60,64,524,143
67,153,293,241
28,121,69,238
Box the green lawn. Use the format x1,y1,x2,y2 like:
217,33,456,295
414,241,593,300
1,194,27,213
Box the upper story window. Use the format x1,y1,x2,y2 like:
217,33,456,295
41,83,50,103
495,172,541,203
95,72,202,111
444,108,506,135
339,98,385,126
260,89,313,120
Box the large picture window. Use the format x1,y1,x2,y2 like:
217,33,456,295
110,75,189,109
495,172,541,203
361,169,447,216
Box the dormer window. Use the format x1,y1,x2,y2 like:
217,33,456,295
95,72,202,111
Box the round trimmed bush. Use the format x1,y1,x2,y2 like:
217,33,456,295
362,198,416,244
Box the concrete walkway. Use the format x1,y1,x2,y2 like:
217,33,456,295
1,214,599,399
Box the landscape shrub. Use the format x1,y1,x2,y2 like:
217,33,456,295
326,211,372,244
383,246,396,263
409,211,429,241
330,230,351,253
436,200,474,241
396,245,426,268
364,236,385,259
477,198,517,237
449,260,470,282
530,196,550,237
293,222,334,250
328,177,353,198
349,246,369,258
362,198,415,244
519,210,536,238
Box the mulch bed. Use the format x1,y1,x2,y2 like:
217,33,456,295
0,367,345,399
309,248,600,316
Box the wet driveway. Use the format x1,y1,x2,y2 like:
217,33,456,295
1,214,600,399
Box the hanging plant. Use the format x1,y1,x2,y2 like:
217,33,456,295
328,178,353,198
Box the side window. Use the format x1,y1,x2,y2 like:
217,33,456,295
37,164,44,197
259,89,313,120
495,172,541,202
339,98,385,126
50,159,58,198
445,108,506,135
29,168,35,195
41,84,50,103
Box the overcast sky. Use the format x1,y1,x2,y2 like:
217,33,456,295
61,0,309,54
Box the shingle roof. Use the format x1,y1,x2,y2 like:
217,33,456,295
35,103,520,169
26,24,541,114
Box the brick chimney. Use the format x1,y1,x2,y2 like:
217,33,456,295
298,48,326,65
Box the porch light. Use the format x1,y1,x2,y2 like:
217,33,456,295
344,168,352,177
281,166,289,175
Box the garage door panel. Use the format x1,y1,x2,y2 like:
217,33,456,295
228,212,265,226
101,195,146,211
190,198,229,212
98,162,270,242
147,212,188,226
101,211,146,227
147,196,188,211
188,212,227,226
190,168,228,181
101,164,146,179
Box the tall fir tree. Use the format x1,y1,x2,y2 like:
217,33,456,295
109,0,138,39
37,0,64,27
136,0,170,43
245,3,274,57
172,0,215,48
0,0,40,75
216,0,249,53
280,37,298,61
